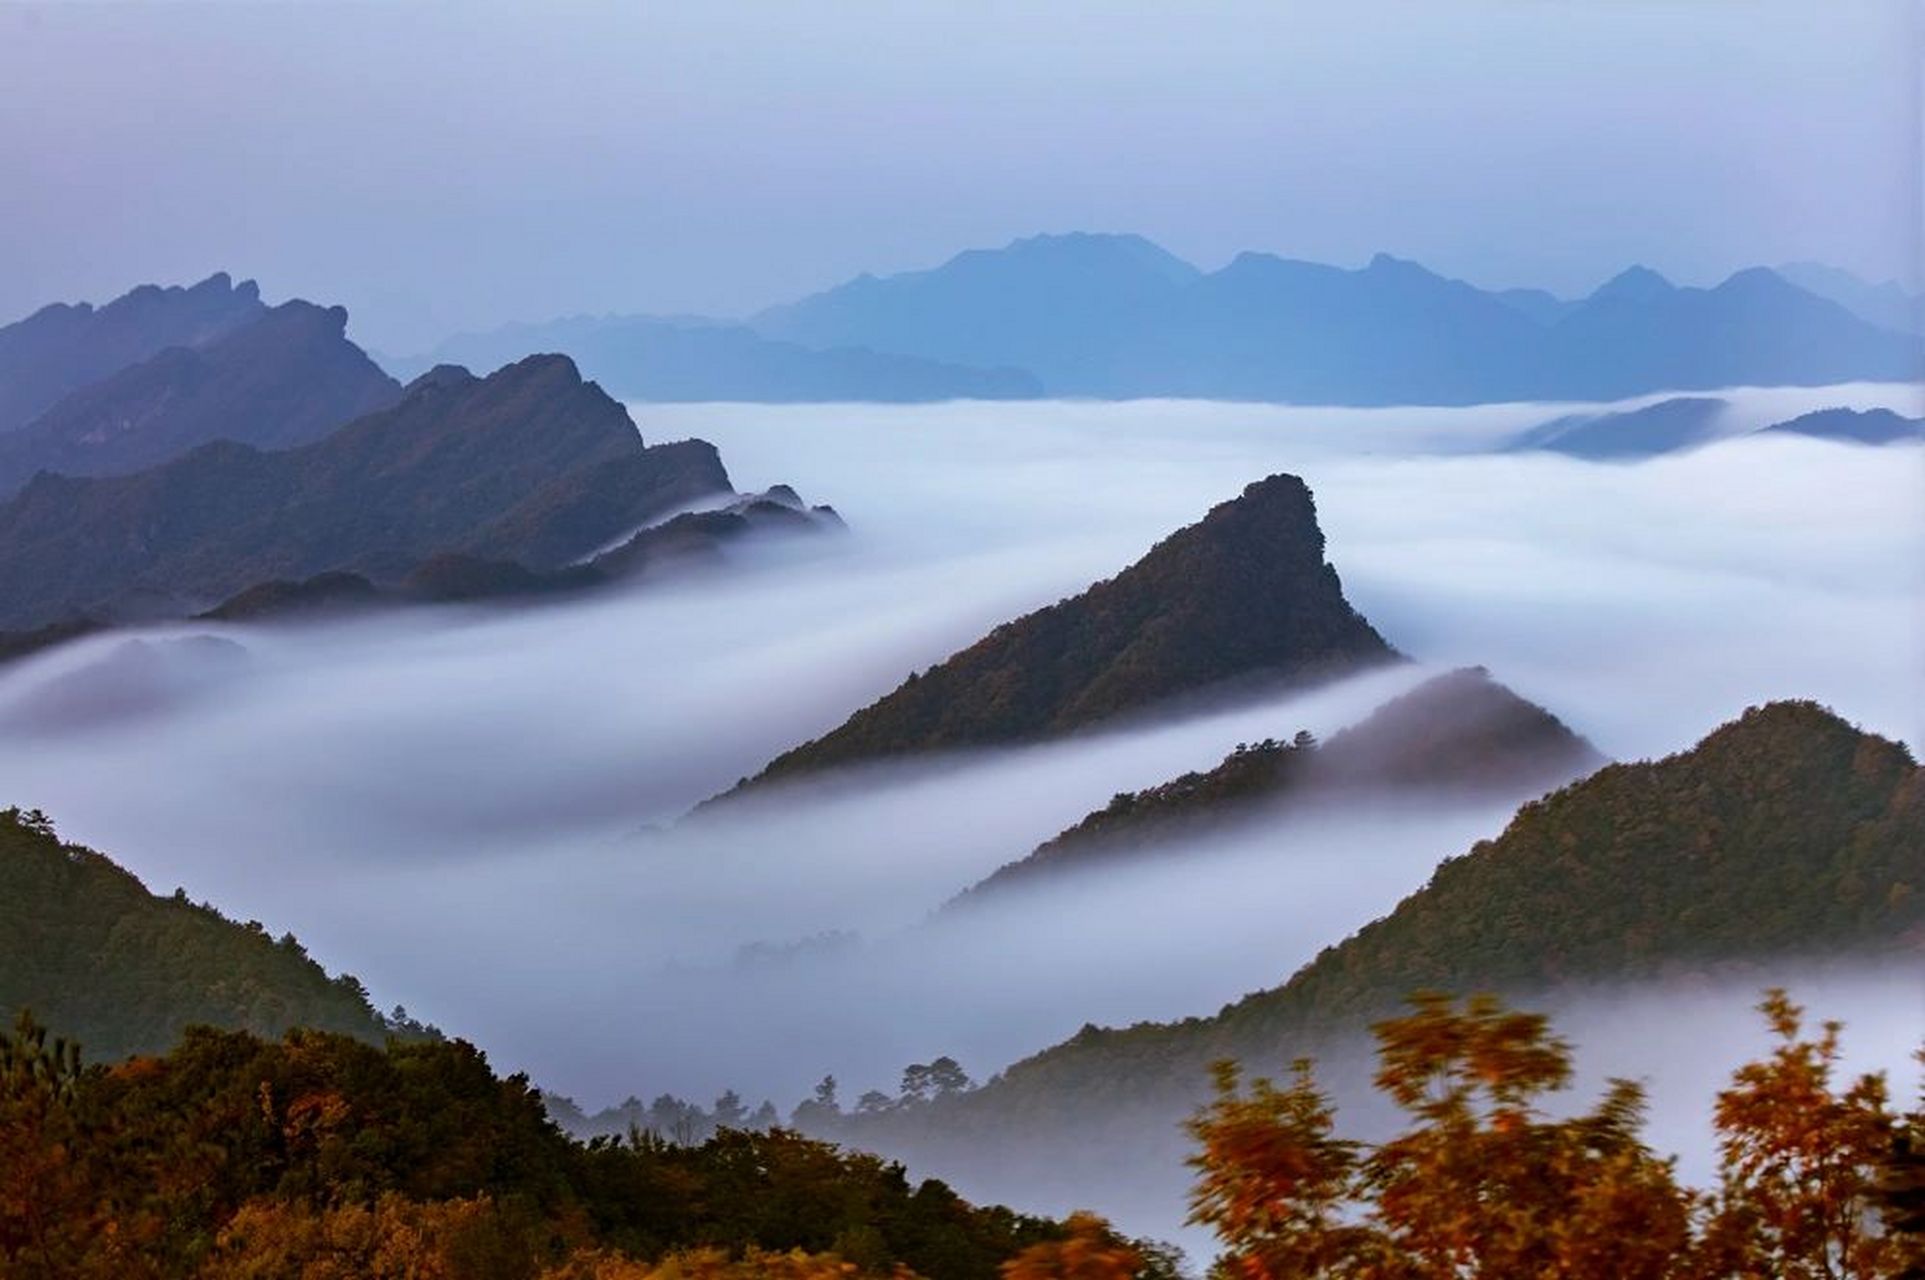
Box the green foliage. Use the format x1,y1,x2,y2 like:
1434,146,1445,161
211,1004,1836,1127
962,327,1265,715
0,806,415,1061
979,701,1922,1109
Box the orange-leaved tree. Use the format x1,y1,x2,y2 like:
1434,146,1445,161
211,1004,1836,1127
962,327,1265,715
1189,990,1918,1279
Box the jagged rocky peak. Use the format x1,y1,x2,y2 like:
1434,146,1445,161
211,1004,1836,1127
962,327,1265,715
724,471,1396,797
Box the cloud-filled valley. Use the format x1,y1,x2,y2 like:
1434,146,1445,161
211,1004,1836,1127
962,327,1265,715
0,384,1918,1240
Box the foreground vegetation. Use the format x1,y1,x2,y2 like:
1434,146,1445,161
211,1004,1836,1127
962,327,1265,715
0,1016,1158,1279
1188,990,1922,1279
3,989,1918,1277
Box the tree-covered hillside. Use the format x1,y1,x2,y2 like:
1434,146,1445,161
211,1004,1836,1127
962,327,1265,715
0,1020,1155,1278
0,807,410,1061
863,701,1922,1140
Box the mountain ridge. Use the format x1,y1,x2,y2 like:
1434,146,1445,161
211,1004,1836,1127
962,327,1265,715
720,473,1396,799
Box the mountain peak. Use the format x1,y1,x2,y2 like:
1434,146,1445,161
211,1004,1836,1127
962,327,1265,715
726,472,1395,795
1589,264,1675,303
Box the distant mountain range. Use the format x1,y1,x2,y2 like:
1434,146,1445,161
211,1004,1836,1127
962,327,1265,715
390,313,1041,402
716,473,1396,801
0,297,400,497
747,234,1919,404
1777,261,1923,334
380,237,1922,407
1506,396,1924,459
951,667,1603,903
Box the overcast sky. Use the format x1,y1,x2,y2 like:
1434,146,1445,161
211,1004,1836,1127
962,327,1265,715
2,1,1917,351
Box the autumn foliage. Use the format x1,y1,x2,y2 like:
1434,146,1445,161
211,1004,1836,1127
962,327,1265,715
1187,990,1921,1278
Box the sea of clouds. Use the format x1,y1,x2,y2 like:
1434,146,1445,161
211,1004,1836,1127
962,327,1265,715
0,385,1917,1246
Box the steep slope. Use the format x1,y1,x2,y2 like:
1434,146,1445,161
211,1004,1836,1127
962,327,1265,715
732,474,1395,793
1511,396,1730,459
400,314,1041,401
0,355,732,629
965,702,1922,1111
956,668,1603,900
0,272,267,433
0,806,400,1061
0,299,401,495
1763,406,1924,445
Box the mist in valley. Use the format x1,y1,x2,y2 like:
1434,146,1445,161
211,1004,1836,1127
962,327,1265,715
0,385,1918,1247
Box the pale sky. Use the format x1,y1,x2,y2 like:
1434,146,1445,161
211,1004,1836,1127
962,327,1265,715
1,1,1917,351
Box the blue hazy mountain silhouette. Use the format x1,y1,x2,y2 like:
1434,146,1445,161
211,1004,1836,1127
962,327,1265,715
750,234,1921,404
1762,406,1923,445
1775,262,1922,334
1511,396,1730,460
395,315,1040,402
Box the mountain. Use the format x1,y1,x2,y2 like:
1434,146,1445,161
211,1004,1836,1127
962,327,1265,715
1776,261,1922,334
1533,266,1918,400
1511,395,1729,459
398,314,1041,402
755,232,1200,391
0,355,734,630
186,486,841,623
929,702,1923,1121
725,473,1396,796
1763,406,1924,445
0,272,267,434
750,235,1920,403
0,299,402,496
0,805,404,1062
954,668,1603,901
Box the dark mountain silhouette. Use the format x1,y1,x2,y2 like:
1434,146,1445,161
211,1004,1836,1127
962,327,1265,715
0,805,405,1062
954,668,1603,902
0,273,266,433
395,313,1041,402
1763,406,1924,445
725,474,1396,798
1512,396,1729,459
1776,261,1923,334
190,486,842,621
750,235,1920,403
0,299,401,496
0,355,735,630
